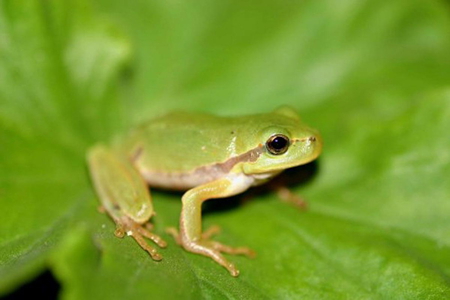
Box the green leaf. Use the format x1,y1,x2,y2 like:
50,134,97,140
1,0,450,299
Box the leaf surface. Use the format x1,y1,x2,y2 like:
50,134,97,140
1,0,450,298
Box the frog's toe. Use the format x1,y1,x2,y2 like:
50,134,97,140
124,227,165,260
137,225,167,248
202,225,221,240
182,241,241,277
277,186,308,209
114,226,126,238
166,227,181,245
181,237,255,276
228,264,239,277
210,240,256,258
146,248,163,261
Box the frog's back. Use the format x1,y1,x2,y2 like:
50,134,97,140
118,112,256,173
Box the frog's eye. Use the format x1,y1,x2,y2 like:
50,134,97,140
266,134,290,155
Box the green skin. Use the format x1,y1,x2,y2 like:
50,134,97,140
87,106,322,277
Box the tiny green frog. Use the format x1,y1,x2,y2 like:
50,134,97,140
87,106,322,276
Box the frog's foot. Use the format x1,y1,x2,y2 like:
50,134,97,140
166,226,254,276
277,186,308,209
114,216,167,261
183,239,255,277
175,227,254,277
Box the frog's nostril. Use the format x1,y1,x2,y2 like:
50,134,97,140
308,136,316,142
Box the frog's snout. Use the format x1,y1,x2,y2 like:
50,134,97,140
306,134,323,159
293,135,320,145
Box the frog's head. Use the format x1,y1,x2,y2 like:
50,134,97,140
241,106,322,175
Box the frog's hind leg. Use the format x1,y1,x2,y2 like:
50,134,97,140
87,145,167,261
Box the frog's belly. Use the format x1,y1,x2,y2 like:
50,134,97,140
139,165,281,191
138,160,240,191
140,168,224,191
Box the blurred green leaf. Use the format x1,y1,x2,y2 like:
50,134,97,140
1,0,450,299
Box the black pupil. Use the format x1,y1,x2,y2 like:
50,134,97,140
270,136,287,150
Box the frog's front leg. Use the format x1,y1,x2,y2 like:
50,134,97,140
87,145,167,260
175,176,256,277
